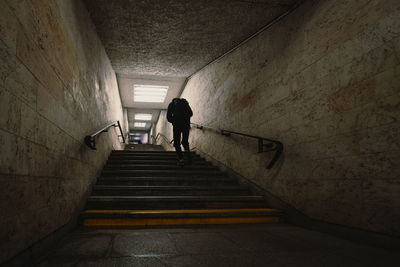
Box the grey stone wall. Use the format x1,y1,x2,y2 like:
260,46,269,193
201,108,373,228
0,0,126,263
156,0,400,236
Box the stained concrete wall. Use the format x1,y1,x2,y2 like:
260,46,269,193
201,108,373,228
155,0,400,236
0,0,126,263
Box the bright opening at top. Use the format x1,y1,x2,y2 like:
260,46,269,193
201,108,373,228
134,122,146,128
134,113,152,121
134,84,168,103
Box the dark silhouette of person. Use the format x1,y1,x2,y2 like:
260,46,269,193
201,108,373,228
167,98,193,165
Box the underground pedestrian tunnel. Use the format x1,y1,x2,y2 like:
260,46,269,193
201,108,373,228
0,0,399,266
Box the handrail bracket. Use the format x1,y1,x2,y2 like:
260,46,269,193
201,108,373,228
258,139,275,153
221,130,231,136
84,136,96,150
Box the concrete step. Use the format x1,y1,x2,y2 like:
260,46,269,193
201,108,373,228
104,164,218,171
82,208,281,219
101,169,224,177
96,176,238,186
106,159,210,165
81,208,281,227
111,151,198,157
110,153,200,157
112,150,196,154
124,145,164,151
108,155,202,161
92,185,249,196
86,195,266,209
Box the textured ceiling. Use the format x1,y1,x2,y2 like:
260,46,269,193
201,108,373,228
84,0,300,78
84,0,301,132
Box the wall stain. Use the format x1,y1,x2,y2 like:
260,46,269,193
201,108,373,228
328,77,375,114
226,87,261,115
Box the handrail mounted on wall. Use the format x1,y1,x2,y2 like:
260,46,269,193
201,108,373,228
191,123,283,169
151,133,174,147
84,120,125,150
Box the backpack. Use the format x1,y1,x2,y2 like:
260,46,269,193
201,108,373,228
172,98,191,124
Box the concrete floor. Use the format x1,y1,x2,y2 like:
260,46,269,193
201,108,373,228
38,224,399,267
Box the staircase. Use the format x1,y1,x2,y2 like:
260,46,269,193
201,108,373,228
81,147,281,227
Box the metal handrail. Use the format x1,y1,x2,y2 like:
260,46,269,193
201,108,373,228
151,133,174,147
191,122,283,169
84,120,125,150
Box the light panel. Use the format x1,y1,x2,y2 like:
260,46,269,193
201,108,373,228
134,84,168,103
134,113,152,121
134,122,146,128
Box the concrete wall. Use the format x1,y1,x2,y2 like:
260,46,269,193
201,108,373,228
0,0,126,263
155,0,400,236
154,110,175,150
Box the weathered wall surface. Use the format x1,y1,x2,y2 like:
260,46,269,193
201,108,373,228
0,0,125,262
154,111,175,150
156,0,400,236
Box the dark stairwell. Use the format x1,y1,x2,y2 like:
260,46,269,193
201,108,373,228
1,0,400,265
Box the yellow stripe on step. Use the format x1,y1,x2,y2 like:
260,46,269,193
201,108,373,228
83,216,280,226
83,208,278,214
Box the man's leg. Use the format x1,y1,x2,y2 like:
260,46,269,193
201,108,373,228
173,125,183,161
181,126,191,164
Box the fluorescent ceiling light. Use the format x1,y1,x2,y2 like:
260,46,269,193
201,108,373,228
134,122,146,128
134,113,152,121
134,84,168,103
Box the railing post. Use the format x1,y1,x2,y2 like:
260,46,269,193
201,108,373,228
116,120,125,143
265,142,283,169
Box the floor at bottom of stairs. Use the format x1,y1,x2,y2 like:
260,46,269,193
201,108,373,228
36,224,400,267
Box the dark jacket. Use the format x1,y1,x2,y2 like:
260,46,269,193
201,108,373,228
167,98,193,126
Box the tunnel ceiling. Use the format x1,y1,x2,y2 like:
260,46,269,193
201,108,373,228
84,0,300,78
84,0,301,132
